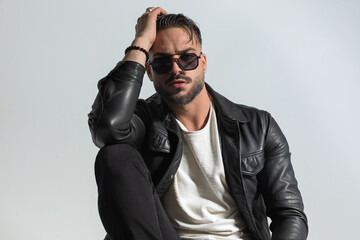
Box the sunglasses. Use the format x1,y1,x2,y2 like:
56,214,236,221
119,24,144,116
149,52,202,74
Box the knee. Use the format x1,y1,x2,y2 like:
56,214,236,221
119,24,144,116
95,144,146,180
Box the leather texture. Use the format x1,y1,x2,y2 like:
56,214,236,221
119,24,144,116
89,61,308,240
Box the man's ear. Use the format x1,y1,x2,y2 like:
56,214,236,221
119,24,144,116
201,53,207,74
145,63,153,81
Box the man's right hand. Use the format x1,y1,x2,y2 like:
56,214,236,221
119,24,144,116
123,7,168,66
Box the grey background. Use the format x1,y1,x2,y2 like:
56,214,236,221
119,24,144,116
1,0,359,239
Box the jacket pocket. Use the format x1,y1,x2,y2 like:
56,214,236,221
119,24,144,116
241,150,265,176
147,129,171,153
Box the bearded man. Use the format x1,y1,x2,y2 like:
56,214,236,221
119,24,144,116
88,7,308,240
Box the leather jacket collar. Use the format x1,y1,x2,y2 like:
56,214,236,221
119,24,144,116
205,83,249,123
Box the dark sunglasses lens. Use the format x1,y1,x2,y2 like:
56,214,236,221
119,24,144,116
178,54,199,70
151,53,200,74
152,57,172,74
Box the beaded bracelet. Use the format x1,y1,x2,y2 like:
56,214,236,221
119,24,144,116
125,46,149,62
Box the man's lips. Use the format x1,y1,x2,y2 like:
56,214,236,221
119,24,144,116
166,75,192,86
169,79,187,86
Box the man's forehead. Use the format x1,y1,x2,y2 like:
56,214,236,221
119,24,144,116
150,27,200,55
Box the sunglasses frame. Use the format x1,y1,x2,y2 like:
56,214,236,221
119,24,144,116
149,52,203,74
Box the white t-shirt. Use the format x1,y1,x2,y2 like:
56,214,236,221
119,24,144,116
161,103,252,240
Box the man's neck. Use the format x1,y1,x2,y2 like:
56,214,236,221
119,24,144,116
167,87,211,131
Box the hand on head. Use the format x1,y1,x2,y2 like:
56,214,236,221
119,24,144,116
123,7,167,65
134,7,168,51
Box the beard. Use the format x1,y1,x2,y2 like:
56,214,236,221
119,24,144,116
154,73,205,106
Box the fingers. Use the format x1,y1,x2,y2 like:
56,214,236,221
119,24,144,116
133,7,168,50
143,7,168,18
152,7,168,18
136,7,167,31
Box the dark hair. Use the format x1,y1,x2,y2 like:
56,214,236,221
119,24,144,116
156,14,202,46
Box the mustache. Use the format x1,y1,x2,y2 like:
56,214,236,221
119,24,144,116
165,74,192,85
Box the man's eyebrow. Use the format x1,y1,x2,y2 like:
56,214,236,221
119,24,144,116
152,47,197,57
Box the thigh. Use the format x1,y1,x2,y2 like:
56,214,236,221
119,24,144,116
95,144,180,240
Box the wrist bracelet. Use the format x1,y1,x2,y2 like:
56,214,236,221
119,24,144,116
125,46,149,63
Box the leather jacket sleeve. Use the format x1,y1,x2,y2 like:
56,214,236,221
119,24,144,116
88,61,147,148
260,115,308,239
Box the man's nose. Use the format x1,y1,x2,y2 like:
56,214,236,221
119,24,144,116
170,59,183,74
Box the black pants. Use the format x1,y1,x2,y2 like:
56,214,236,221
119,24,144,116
95,144,181,240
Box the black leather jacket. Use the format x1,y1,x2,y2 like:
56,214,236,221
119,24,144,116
88,61,308,240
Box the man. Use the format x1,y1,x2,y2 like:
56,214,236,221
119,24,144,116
88,7,308,240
